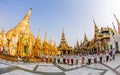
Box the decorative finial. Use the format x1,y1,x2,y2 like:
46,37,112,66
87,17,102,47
62,27,64,33
30,8,32,10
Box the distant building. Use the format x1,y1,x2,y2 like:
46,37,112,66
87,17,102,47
93,20,113,52
74,20,113,54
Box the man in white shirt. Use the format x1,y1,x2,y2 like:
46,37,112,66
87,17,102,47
88,53,92,64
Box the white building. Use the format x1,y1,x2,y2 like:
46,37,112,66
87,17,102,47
109,14,120,52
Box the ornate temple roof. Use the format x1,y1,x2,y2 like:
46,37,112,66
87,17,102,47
93,20,99,32
83,33,88,45
58,29,73,51
74,40,80,50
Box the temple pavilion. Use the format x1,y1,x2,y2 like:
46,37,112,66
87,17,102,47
58,29,73,55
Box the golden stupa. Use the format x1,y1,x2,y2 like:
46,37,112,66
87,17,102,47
0,8,58,62
7,8,35,41
6,8,35,57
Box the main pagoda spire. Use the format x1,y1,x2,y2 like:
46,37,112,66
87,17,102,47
22,8,32,23
7,8,35,41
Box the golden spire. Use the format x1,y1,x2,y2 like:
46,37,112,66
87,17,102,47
49,37,52,46
43,32,48,47
7,8,35,41
53,41,58,55
49,37,53,55
93,20,99,32
76,40,79,49
114,14,120,34
37,29,40,41
22,8,32,23
44,32,47,42
61,28,66,43
83,32,88,44
43,32,48,55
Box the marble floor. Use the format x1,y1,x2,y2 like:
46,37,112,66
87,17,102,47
0,54,120,75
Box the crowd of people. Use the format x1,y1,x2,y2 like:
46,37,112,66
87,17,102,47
45,48,116,66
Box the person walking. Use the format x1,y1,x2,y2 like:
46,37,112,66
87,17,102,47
63,55,66,64
71,55,74,65
58,55,60,63
99,52,103,63
112,48,116,60
46,55,48,63
93,53,97,63
88,53,92,65
81,55,85,66
109,50,112,61
106,50,109,62
54,55,56,64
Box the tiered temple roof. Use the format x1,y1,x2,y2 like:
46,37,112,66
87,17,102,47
58,29,73,55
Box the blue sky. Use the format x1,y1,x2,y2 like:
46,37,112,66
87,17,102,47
0,0,120,47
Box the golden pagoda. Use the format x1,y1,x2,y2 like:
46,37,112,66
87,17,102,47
58,29,73,55
43,32,48,55
6,8,35,57
74,40,80,54
79,33,89,54
32,29,43,57
7,8,35,41
53,41,58,55
48,37,53,55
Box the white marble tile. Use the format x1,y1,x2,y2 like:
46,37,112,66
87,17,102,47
104,70,116,75
58,64,80,70
14,64,36,70
103,60,120,69
65,67,103,75
36,65,63,72
116,67,120,73
1,70,41,75
0,64,10,68
36,62,53,66
87,63,109,70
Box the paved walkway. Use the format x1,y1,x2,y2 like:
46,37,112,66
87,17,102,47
100,63,120,75
0,54,120,75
